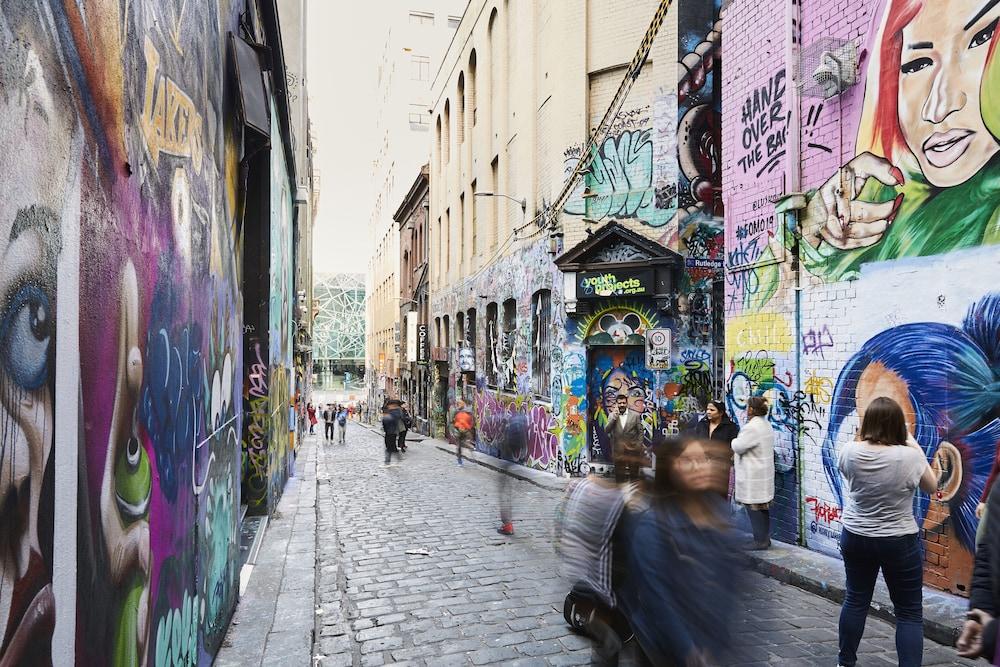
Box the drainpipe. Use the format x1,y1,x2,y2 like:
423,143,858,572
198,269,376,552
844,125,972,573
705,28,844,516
785,0,806,546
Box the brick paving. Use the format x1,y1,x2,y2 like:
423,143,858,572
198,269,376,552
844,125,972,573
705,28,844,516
294,424,974,665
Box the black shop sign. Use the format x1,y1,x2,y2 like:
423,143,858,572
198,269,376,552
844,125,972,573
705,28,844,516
577,269,654,299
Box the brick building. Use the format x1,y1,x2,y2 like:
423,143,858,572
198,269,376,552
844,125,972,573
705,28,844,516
721,0,1000,594
367,3,464,414
428,0,725,473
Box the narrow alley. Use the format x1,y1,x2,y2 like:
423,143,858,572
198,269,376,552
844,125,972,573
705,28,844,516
217,424,976,666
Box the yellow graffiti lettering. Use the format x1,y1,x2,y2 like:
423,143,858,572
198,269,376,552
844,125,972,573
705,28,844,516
141,37,204,173
726,312,792,355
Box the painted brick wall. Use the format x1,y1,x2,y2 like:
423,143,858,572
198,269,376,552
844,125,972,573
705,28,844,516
723,0,1000,594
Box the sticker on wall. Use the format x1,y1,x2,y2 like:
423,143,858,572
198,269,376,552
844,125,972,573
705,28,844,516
577,302,660,346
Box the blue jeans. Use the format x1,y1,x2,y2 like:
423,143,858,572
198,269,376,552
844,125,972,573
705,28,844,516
838,529,923,667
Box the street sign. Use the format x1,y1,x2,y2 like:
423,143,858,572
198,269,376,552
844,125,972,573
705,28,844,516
646,328,672,370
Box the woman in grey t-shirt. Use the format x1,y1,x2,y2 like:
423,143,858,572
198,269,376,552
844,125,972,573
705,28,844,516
836,397,938,667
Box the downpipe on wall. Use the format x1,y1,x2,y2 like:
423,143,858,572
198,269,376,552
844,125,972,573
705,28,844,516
785,0,807,547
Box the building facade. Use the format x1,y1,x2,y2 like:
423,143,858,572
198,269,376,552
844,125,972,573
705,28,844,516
367,3,465,415
0,0,308,663
721,0,1000,595
313,272,367,399
429,0,724,472
396,166,432,433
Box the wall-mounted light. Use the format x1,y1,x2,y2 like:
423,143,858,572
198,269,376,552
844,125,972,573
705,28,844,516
548,229,564,257
474,191,526,213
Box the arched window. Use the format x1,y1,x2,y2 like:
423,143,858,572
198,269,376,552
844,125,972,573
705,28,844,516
487,9,499,131
485,302,498,387
501,298,516,391
531,290,551,397
435,115,442,172
457,72,466,145
468,50,477,126
443,99,451,165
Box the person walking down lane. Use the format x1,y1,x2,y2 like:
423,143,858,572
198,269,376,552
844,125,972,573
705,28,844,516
837,396,939,667
381,405,401,466
392,401,412,453
337,405,348,444
453,400,473,466
307,402,317,435
959,477,1000,661
323,404,335,441
497,413,526,535
730,397,775,550
606,394,644,484
616,435,745,665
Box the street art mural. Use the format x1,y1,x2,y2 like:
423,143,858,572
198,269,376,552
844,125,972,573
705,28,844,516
0,3,73,661
0,0,246,663
586,346,658,465
723,0,1000,592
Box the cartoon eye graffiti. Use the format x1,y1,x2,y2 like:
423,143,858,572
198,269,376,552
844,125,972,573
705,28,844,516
0,283,53,390
115,427,152,521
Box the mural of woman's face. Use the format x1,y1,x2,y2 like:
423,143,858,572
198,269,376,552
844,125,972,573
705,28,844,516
897,0,1000,187
602,368,646,416
0,22,68,661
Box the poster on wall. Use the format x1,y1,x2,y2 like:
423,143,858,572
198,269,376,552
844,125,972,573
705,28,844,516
458,346,475,372
645,328,672,370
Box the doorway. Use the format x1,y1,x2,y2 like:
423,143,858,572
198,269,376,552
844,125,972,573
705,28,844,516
586,345,656,465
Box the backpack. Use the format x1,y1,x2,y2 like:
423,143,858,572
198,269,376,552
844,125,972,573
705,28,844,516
563,582,632,641
338,413,347,426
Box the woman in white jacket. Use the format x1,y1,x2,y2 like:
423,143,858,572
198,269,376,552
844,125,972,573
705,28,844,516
731,396,776,549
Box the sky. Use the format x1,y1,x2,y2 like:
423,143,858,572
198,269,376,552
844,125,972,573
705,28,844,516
307,0,381,275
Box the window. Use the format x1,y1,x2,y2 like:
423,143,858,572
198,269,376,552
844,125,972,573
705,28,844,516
445,207,450,274
457,73,465,144
486,302,498,386
531,290,551,398
447,15,461,29
411,54,430,81
470,180,477,257
459,193,465,274
456,311,465,348
501,298,517,390
435,317,441,347
443,100,451,164
409,103,429,130
409,11,434,25
490,157,499,249
443,315,451,350
468,50,477,126
467,308,477,352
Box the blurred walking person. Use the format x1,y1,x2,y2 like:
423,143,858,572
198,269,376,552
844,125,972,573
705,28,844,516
381,404,401,466
959,477,1000,661
497,413,526,535
730,396,776,549
606,394,644,483
453,400,473,466
615,435,744,665
836,397,938,667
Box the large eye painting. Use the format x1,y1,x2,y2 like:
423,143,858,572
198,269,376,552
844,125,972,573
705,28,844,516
0,284,53,391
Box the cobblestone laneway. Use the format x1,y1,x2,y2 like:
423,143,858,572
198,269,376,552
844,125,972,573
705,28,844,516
311,424,973,666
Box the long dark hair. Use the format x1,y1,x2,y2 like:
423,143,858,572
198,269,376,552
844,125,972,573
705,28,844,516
859,396,909,446
706,400,730,421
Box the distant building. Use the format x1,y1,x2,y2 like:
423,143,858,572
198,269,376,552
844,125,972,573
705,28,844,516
367,2,466,413
313,272,366,395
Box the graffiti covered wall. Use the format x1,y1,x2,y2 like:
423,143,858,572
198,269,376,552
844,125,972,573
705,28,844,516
723,0,1000,593
0,0,247,662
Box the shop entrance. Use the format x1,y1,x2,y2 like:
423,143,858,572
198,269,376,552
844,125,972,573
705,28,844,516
586,345,656,466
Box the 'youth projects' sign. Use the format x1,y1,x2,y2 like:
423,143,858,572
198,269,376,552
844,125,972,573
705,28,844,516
577,269,653,298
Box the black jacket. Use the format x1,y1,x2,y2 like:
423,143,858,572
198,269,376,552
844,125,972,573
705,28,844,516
688,418,740,446
971,478,1000,659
